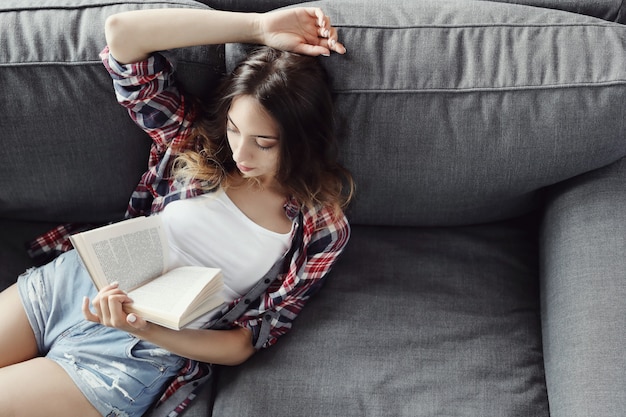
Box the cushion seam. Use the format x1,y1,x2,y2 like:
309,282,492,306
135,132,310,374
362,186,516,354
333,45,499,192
0,2,206,13
333,80,626,94
0,60,211,67
337,22,624,30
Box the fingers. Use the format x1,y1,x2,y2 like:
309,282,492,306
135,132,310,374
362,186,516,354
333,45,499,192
82,296,100,323
313,7,326,28
318,25,330,39
83,282,134,328
261,7,345,57
126,313,149,331
315,30,346,55
309,7,346,55
325,28,347,55
318,13,346,55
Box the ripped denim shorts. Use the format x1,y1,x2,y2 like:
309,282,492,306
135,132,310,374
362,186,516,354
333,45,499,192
17,250,186,417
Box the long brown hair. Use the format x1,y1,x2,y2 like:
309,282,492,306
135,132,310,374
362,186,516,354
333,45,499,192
174,47,354,215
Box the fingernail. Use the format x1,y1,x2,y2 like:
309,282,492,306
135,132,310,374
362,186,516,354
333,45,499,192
127,314,137,323
329,39,336,48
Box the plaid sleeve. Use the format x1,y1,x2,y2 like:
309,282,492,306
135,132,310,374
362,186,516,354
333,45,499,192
26,223,100,265
100,46,199,217
100,46,195,155
28,48,198,261
235,206,351,349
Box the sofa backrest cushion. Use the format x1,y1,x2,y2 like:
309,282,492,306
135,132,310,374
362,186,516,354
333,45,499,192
483,0,625,24
227,0,626,226
202,0,626,24
0,0,219,224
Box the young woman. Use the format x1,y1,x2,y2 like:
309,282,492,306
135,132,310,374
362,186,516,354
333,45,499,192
0,7,352,417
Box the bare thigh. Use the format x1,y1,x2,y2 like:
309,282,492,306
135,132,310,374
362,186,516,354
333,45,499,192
0,357,101,417
0,284,38,367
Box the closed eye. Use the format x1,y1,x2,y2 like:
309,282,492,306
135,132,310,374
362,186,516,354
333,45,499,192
255,137,279,151
227,116,279,150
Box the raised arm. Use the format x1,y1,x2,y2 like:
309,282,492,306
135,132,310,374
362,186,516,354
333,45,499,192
105,7,346,64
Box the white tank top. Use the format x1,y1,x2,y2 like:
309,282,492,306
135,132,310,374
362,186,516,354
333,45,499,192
160,189,294,304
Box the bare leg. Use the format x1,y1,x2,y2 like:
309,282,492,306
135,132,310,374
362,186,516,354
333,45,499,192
0,357,101,417
0,284,38,367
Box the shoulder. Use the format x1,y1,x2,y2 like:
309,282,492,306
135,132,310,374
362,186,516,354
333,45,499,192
300,203,350,254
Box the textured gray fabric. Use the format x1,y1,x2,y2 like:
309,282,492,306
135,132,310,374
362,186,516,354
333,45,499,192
201,0,626,23
230,0,626,226
479,0,626,23
540,157,626,417
2,1,624,416
214,220,549,416
324,0,626,226
0,0,221,223
0,219,61,291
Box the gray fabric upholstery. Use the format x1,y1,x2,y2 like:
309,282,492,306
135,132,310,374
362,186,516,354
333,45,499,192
214,1,626,416
481,0,625,23
0,2,220,414
0,219,62,286
0,0,222,224
214,219,549,416
227,0,626,226
1,0,624,416
201,0,626,24
540,156,626,417
313,0,626,226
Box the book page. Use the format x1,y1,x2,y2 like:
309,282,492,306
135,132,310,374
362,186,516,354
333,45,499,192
91,227,165,291
128,266,223,317
71,216,169,291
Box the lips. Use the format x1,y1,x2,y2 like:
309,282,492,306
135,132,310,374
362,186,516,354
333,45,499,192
237,163,253,173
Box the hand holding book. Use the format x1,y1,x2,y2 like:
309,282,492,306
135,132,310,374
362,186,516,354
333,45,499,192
82,281,142,331
71,216,224,330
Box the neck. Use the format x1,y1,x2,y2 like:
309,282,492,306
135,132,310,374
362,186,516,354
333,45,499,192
228,172,285,195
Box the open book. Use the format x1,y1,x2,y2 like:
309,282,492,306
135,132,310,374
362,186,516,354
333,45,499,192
70,216,224,330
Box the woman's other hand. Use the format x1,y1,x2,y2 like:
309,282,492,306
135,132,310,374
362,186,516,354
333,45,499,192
258,7,346,56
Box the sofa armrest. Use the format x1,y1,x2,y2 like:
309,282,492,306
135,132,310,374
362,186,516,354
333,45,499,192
539,157,626,417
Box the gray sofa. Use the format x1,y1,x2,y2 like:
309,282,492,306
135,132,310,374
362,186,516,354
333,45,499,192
1,0,625,416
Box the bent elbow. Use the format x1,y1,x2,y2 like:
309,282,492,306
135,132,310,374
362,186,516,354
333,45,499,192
104,13,143,64
104,14,125,50
226,344,256,366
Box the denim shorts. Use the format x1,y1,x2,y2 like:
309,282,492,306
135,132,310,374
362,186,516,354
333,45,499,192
17,250,186,417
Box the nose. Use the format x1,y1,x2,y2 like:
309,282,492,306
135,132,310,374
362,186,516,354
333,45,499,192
231,139,242,162
231,137,252,163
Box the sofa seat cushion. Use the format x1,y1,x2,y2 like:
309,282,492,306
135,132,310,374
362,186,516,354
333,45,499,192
213,218,548,416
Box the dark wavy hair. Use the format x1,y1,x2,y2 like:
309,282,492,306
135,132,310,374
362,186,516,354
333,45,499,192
174,46,354,216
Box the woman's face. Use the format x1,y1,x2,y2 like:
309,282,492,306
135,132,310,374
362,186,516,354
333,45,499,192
226,95,281,186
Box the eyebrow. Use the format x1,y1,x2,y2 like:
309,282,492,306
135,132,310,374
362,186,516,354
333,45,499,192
227,116,279,140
